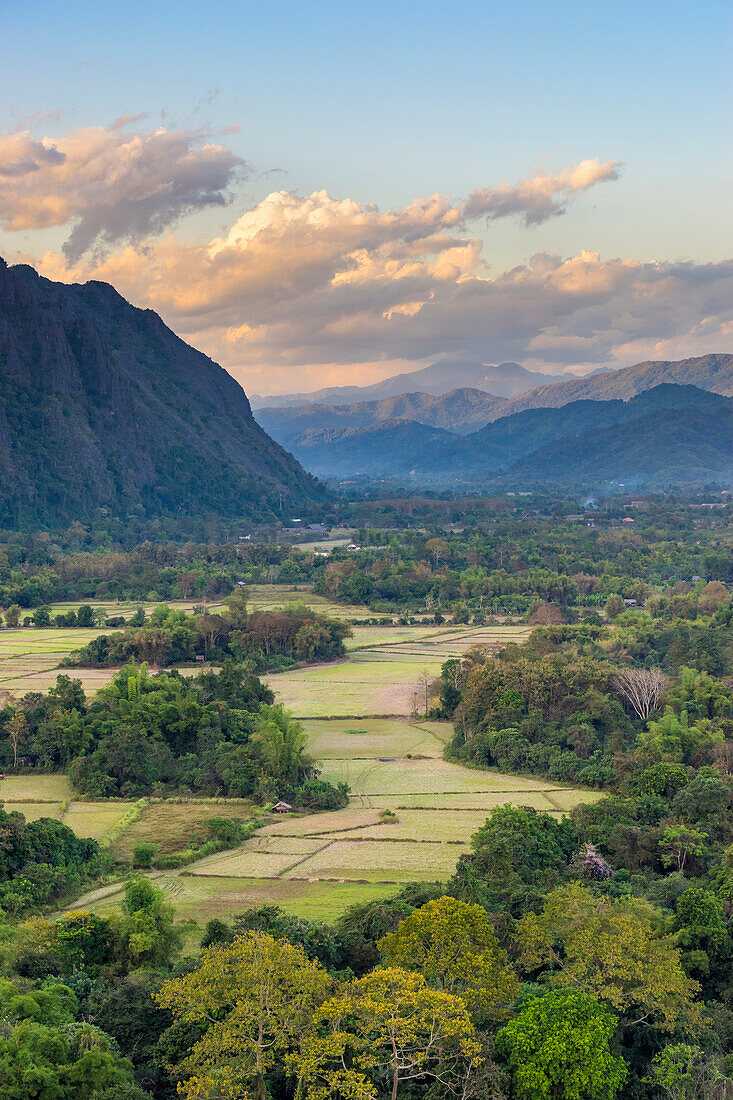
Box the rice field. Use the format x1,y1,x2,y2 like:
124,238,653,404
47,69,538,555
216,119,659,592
59,616,602,926
264,623,531,718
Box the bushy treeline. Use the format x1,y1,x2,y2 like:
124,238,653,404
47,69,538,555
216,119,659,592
439,589,733,788
0,807,106,915
5,779,733,1100
0,536,312,609
63,592,351,672
0,664,347,807
1,497,731,618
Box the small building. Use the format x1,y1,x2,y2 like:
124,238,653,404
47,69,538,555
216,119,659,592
272,800,293,814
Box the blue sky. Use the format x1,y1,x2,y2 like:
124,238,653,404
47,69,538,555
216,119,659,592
1,0,731,393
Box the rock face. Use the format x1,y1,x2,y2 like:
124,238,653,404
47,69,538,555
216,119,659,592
0,259,323,527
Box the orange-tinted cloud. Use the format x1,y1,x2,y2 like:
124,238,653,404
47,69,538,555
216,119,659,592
8,145,731,396
464,159,622,225
0,122,245,260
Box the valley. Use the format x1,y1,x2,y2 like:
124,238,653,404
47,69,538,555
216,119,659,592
59,616,602,924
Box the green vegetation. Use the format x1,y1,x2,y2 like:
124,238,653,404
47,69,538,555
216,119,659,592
63,591,351,673
0,501,732,1098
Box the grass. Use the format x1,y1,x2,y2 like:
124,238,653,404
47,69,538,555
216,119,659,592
112,801,257,862
63,803,129,841
303,718,446,760
77,874,399,924
0,774,74,801
282,839,463,882
265,657,445,718
317,755,564,796
3,801,64,821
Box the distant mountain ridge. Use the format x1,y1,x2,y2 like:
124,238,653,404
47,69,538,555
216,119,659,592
250,360,595,407
256,387,508,443
0,258,323,528
275,383,733,489
497,353,733,416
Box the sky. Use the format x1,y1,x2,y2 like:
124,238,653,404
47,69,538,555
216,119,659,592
1,0,731,396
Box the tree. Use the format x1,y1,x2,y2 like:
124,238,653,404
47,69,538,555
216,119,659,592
121,877,180,967
659,824,708,873
645,1043,733,1099
223,586,249,628
426,538,449,570
416,669,432,718
6,710,28,769
296,967,480,1100
4,604,21,628
496,988,626,1100
449,804,575,914
639,708,723,765
252,703,311,786
517,884,703,1032
156,932,331,1100
32,606,52,628
378,896,519,1022
604,594,627,620
612,667,666,720
76,604,95,627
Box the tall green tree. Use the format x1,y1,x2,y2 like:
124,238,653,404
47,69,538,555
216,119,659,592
496,988,626,1100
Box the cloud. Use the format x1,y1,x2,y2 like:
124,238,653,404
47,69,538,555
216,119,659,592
28,181,733,395
463,158,622,225
0,123,246,260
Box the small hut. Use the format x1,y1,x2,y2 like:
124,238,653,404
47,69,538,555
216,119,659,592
272,800,293,814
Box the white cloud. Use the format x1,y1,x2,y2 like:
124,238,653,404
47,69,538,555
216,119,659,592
0,122,245,260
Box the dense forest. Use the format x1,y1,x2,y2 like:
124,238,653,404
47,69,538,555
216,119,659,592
1,497,731,617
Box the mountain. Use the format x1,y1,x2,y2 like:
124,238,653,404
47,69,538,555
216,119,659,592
280,384,733,489
256,387,507,446
291,419,457,479
250,360,589,408
497,353,733,417
0,258,323,528
506,389,733,487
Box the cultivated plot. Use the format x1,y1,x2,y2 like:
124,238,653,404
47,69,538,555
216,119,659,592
303,718,445,760
59,617,603,925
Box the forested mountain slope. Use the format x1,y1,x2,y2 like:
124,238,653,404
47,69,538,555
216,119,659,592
498,353,733,416
0,259,323,528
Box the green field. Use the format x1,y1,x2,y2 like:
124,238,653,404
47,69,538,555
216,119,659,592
264,623,531,718
57,616,601,926
0,775,132,841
